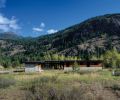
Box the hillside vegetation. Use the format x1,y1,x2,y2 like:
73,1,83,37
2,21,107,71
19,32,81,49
1,14,120,67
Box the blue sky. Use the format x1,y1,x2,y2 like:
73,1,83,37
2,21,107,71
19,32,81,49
0,0,120,37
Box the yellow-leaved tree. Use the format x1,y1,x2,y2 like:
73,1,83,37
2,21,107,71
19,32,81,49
103,48,120,69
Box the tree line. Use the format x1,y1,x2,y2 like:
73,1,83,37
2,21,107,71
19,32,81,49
0,48,120,69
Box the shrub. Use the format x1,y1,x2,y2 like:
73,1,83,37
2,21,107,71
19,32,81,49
111,84,120,91
0,77,16,89
112,69,120,76
72,61,80,72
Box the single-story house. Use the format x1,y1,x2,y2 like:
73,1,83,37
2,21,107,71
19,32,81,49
23,60,103,72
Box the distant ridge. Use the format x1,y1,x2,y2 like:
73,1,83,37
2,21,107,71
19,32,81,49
0,32,23,40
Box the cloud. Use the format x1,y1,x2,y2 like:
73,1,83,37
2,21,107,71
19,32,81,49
0,0,6,8
40,22,45,28
0,14,20,32
32,22,45,32
47,29,58,34
32,27,43,32
32,23,58,35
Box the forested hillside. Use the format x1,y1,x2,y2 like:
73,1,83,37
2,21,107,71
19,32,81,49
1,14,120,67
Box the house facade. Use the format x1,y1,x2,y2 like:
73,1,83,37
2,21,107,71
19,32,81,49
23,60,103,72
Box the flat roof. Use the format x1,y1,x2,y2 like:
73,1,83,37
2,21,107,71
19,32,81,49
23,60,103,64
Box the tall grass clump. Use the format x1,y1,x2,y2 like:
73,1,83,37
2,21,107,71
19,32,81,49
0,76,16,89
20,75,60,100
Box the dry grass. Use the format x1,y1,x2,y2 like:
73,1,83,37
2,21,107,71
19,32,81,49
0,70,119,100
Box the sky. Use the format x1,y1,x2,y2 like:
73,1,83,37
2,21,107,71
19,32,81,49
0,0,120,37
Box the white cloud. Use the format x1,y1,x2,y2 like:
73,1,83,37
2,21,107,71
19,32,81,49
0,24,9,31
32,23,58,35
32,22,45,32
47,29,58,34
32,27,43,32
40,22,45,28
0,0,6,8
0,14,20,32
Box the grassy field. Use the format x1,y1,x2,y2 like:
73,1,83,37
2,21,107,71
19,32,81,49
0,70,120,100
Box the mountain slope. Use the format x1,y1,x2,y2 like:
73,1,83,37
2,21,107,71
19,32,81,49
35,14,120,56
1,13,120,62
